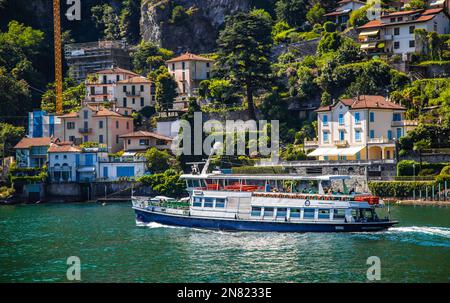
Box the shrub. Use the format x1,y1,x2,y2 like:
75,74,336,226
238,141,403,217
368,181,436,198
323,21,336,33
232,166,287,174
397,160,449,176
138,170,186,197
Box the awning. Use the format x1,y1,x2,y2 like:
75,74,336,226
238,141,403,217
359,30,379,37
77,167,95,173
308,146,364,157
360,42,377,50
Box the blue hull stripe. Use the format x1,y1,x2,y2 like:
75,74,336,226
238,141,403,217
134,209,396,233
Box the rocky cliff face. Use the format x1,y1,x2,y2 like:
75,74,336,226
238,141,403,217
140,0,251,53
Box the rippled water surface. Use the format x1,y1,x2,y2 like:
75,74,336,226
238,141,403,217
0,203,449,282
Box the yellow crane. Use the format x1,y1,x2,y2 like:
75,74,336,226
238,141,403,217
53,0,63,114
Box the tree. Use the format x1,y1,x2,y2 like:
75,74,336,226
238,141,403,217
405,0,427,10
0,68,32,121
275,0,307,28
349,3,371,28
155,66,177,112
307,4,325,26
40,78,85,113
0,123,25,157
132,41,173,75
323,21,336,33
91,4,121,40
335,38,364,64
318,32,342,54
144,147,175,173
119,0,141,44
413,139,431,168
216,9,273,119
170,5,189,23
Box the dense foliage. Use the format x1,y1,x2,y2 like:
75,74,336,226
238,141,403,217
138,170,186,197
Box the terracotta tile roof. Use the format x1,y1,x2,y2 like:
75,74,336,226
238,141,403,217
120,130,173,141
117,76,152,84
422,8,444,15
14,137,52,149
316,95,405,112
359,7,444,29
60,106,132,118
48,142,82,153
59,112,78,118
358,19,383,29
95,67,138,76
166,52,215,63
381,9,423,17
90,106,123,117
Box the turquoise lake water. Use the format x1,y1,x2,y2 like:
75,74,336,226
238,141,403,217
0,203,449,282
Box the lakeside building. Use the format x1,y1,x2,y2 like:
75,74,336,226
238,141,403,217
65,41,132,83
85,67,138,104
115,76,156,111
14,137,53,168
357,7,450,59
57,105,134,153
304,95,418,161
324,0,367,31
120,131,173,153
47,142,147,183
27,111,61,138
166,52,214,99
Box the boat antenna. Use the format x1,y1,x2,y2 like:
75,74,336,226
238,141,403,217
201,142,223,175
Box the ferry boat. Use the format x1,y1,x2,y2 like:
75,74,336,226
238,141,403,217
132,162,397,233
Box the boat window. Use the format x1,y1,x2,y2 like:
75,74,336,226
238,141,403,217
215,198,226,208
204,197,214,208
333,209,346,220
264,207,274,218
303,208,315,219
318,209,330,220
276,208,287,218
193,197,202,207
251,207,261,217
290,208,301,218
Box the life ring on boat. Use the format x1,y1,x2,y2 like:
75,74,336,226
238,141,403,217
304,200,310,206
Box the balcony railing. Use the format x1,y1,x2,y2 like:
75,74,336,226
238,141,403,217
368,137,394,144
125,91,141,97
78,128,93,134
334,140,348,147
391,120,418,127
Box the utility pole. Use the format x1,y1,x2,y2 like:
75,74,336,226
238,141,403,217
53,0,63,114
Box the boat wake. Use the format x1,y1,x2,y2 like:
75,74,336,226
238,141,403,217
387,226,450,239
135,221,182,229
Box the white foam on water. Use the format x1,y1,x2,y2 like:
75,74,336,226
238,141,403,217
387,226,450,238
135,221,182,229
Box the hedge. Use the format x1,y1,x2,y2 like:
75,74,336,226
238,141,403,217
368,181,436,198
397,160,449,176
232,166,287,175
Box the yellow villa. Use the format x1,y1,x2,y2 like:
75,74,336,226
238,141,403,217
305,95,418,161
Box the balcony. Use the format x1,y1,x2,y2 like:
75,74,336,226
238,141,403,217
391,120,418,127
78,128,93,134
126,91,141,97
368,137,394,144
334,140,348,147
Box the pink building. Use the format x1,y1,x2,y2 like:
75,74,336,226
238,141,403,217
57,105,134,153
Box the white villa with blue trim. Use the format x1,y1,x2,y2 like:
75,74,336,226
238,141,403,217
304,95,418,161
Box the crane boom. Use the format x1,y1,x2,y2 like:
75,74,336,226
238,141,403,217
53,0,63,114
